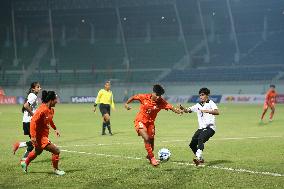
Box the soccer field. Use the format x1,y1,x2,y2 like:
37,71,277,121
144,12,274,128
1,103,284,188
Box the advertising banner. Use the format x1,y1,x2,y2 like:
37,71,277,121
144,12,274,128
71,96,96,103
276,94,284,104
164,95,192,104
190,95,222,103
0,96,17,104
220,94,265,104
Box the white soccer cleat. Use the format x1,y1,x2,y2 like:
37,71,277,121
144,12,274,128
54,169,65,176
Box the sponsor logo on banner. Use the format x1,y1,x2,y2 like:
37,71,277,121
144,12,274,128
0,96,17,104
221,94,265,104
276,94,284,104
190,95,222,103
71,96,96,103
164,95,192,103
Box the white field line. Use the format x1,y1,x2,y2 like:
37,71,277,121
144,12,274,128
58,135,282,148
61,149,284,177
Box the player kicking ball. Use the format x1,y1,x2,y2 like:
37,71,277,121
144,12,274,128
124,84,183,166
180,88,219,167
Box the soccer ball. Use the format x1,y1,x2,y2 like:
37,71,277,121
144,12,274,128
158,148,171,161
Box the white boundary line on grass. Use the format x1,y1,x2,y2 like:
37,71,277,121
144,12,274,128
61,149,284,177
58,135,282,148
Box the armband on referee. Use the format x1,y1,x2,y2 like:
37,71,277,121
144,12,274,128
94,103,97,107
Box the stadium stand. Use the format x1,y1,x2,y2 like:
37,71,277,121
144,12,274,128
0,0,283,86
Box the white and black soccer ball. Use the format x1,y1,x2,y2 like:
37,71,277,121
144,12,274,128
158,148,171,161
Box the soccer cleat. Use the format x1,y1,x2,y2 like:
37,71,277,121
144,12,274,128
54,169,65,176
12,142,20,155
21,161,27,173
150,157,159,166
193,158,205,167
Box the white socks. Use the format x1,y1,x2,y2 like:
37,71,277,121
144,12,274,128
19,142,27,148
196,149,203,160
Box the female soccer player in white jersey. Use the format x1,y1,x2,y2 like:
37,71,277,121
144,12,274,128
180,88,219,166
13,82,41,161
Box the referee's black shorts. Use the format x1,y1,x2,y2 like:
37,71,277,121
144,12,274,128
99,104,111,116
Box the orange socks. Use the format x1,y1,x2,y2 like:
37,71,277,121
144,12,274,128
144,143,154,159
25,151,37,166
52,154,60,170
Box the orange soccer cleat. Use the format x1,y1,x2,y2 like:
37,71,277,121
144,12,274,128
12,142,20,155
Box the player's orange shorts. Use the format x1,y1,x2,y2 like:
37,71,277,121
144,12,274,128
134,120,155,139
33,136,51,149
263,102,275,110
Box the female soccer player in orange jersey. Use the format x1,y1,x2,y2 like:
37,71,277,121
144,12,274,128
124,84,183,166
21,90,65,175
261,84,277,122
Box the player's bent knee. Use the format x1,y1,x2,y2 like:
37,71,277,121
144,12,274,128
104,115,110,121
54,148,60,155
27,145,34,152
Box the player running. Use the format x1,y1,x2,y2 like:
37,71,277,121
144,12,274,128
124,84,183,166
13,82,41,161
21,90,65,176
180,88,219,167
260,84,277,122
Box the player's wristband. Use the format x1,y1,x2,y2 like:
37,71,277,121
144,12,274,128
94,103,97,107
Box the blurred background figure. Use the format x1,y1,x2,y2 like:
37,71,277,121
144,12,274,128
260,84,277,122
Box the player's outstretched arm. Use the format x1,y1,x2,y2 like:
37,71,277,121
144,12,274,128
179,104,192,113
170,106,183,114
124,96,135,110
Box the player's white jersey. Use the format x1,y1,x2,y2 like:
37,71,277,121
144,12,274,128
188,100,218,131
22,93,38,123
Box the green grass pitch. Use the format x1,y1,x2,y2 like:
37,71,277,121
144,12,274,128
1,103,284,188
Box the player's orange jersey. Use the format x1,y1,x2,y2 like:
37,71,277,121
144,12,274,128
132,94,173,123
265,90,277,105
30,103,55,138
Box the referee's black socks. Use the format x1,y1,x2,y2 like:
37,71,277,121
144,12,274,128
106,121,112,135
102,123,107,135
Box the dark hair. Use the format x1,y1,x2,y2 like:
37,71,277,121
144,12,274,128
270,84,275,88
199,88,210,95
153,84,165,96
27,82,40,95
22,81,40,113
41,90,57,103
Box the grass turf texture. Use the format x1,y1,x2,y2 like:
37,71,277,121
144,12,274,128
0,104,284,188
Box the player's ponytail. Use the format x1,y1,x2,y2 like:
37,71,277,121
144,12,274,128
41,90,57,103
41,90,48,103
